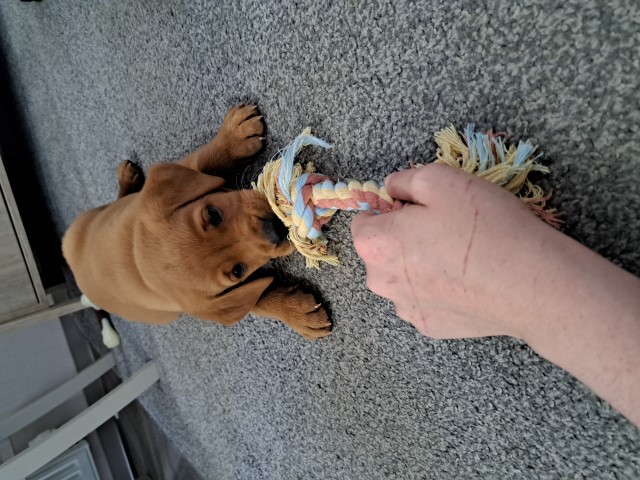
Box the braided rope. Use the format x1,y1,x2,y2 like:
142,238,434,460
253,128,402,268
254,126,560,268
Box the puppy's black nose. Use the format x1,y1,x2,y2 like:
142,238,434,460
262,216,289,244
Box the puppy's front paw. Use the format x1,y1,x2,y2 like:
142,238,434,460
281,287,332,340
117,160,145,197
217,104,265,160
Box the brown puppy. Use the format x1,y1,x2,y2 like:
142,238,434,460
62,105,331,339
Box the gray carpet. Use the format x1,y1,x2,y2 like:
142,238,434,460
1,1,639,478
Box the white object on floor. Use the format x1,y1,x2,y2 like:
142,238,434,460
80,294,121,349
80,294,100,310
101,318,121,349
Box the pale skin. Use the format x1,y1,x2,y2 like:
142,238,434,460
351,164,640,427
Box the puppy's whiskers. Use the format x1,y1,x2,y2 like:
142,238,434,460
236,163,252,189
235,164,256,204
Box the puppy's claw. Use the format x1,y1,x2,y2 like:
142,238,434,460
218,104,265,159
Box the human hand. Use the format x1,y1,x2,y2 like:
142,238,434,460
352,163,640,426
351,163,561,340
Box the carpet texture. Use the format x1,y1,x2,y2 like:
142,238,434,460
1,1,639,478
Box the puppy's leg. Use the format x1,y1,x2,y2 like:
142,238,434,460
117,160,145,198
177,104,264,178
251,285,332,340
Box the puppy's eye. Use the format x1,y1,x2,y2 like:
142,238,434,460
231,264,246,279
207,207,223,226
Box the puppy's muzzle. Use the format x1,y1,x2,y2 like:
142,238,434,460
262,216,289,244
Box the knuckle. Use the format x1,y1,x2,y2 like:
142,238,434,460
410,167,433,191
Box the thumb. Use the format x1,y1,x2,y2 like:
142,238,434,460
384,169,429,205
351,211,387,263
351,211,375,239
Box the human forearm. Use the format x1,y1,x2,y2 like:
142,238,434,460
523,232,640,426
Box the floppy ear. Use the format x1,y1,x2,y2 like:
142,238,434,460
142,163,225,216
194,277,274,326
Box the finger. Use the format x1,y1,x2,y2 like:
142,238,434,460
351,212,390,263
350,211,378,247
384,168,430,205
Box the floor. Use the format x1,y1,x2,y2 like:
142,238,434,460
0,1,639,478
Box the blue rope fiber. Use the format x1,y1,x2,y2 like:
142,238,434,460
462,125,541,176
276,133,332,203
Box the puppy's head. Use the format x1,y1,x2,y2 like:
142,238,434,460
137,163,292,316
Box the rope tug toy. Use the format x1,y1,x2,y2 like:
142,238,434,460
253,125,560,268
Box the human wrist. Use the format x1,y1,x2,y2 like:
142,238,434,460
518,229,640,359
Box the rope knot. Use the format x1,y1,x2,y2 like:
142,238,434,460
253,127,397,268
